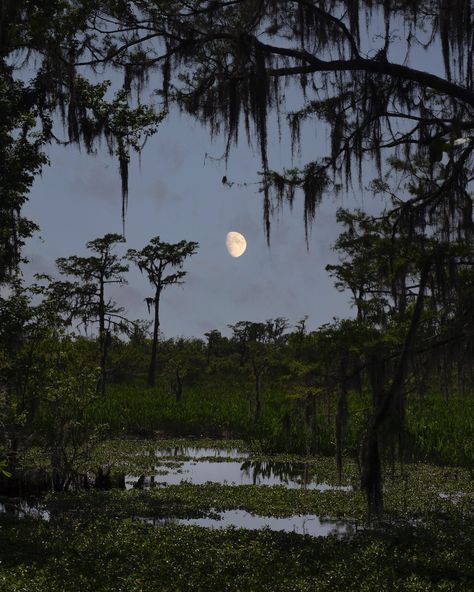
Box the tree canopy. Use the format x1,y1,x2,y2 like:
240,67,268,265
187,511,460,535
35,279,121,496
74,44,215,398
2,0,473,270
126,236,199,386
2,0,474,516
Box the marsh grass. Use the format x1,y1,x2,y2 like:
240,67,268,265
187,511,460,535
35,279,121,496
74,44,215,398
0,513,473,591
87,381,474,469
2,438,474,591
87,381,250,437
19,438,474,523
406,392,474,468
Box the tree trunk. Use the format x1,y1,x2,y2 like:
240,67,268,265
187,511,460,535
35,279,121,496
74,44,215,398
174,367,183,403
254,369,261,422
98,328,111,396
361,258,431,516
148,287,160,387
7,433,18,475
97,274,106,394
335,378,348,484
360,426,383,517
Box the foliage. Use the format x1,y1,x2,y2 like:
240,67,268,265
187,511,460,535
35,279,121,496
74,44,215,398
52,233,130,394
126,236,198,386
0,283,101,486
1,5,164,280
2,1,473,269
1,513,473,592
0,76,45,284
1,1,473,521
36,339,102,490
1,439,474,591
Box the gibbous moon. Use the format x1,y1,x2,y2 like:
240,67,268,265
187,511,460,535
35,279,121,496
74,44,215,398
226,231,247,258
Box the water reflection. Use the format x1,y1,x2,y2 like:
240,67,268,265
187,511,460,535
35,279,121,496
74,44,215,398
155,447,244,459
126,459,352,491
136,509,353,538
0,499,50,521
240,460,351,490
0,446,355,539
0,498,353,538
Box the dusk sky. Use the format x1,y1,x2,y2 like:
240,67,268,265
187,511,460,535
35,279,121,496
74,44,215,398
22,38,440,339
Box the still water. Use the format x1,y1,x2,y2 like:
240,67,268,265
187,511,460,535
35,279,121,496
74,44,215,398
0,499,352,537
137,509,353,537
154,446,244,459
1,445,354,538
126,451,352,491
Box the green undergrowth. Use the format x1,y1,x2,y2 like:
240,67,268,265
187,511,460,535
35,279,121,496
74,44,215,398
43,484,368,521
17,438,474,523
0,514,473,592
37,462,474,523
87,381,250,438
406,393,474,468
2,438,474,591
85,381,474,466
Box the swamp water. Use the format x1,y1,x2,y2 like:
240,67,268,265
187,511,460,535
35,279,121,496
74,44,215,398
1,443,353,537
129,445,353,536
124,459,352,491
126,446,353,491
137,510,353,537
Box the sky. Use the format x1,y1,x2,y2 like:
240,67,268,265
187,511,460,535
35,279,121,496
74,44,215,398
21,23,443,340
23,109,356,339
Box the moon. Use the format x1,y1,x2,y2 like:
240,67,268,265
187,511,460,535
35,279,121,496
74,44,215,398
226,231,247,258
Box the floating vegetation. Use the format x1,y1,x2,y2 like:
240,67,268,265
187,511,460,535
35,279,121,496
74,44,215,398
146,509,353,538
124,459,354,491
2,438,473,591
1,512,473,591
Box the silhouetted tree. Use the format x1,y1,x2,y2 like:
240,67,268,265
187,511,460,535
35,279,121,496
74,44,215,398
0,3,163,284
3,1,474,517
32,0,469,242
204,329,225,365
229,318,288,421
325,162,474,513
56,234,129,394
126,237,198,387
3,1,474,278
